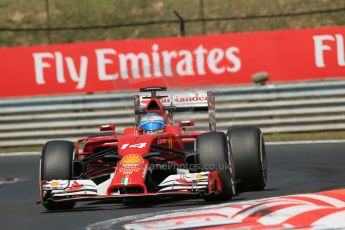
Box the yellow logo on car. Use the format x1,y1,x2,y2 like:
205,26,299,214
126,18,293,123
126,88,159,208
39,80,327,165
195,174,204,180
121,154,143,165
50,181,59,187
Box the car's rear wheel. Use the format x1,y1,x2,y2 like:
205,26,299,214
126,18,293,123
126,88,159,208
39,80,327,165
227,127,267,193
196,132,235,201
40,140,76,210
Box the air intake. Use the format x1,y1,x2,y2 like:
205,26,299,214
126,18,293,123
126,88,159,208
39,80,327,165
147,100,160,110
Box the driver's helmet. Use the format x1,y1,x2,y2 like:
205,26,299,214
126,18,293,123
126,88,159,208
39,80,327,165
139,112,165,134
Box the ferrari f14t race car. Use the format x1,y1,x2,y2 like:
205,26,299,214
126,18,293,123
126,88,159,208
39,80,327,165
39,86,267,210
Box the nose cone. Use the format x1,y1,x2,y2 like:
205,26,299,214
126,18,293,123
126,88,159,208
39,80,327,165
107,153,148,195
107,135,154,195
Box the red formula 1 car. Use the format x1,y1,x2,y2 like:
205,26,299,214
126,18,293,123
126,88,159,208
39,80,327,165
39,87,267,210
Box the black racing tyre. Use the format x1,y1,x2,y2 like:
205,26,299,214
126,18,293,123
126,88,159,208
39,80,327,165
40,140,76,210
227,127,267,193
196,132,235,201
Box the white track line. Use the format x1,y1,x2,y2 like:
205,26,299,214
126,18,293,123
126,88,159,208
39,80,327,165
0,178,21,185
0,152,40,157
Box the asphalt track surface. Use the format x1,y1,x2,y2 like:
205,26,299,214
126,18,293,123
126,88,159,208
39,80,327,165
1,142,345,230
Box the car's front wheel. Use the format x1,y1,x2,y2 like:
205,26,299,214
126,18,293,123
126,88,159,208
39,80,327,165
40,140,76,210
196,132,236,201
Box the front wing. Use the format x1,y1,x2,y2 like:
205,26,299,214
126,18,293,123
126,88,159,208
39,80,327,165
41,171,221,203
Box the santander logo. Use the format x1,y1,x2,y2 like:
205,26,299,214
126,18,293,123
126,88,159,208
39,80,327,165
32,43,242,89
139,92,208,106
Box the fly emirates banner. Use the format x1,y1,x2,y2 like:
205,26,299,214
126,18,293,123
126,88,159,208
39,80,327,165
1,26,345,98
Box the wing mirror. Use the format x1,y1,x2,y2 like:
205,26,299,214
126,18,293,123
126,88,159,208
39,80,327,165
178,120,195,127
99,124,116,132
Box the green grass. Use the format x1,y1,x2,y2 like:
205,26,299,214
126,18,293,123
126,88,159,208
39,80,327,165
1,0,345,46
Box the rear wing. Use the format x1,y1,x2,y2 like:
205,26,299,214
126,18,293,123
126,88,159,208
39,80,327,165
134,91,216,131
